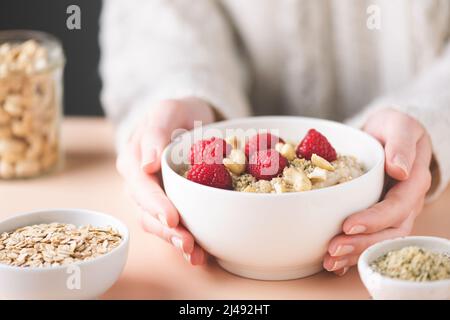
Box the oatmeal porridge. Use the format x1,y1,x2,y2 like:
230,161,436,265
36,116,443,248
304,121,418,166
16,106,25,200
180,129,365,193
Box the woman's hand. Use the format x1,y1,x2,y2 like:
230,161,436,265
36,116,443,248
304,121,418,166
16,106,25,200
116,97,215,265
324,108,433,276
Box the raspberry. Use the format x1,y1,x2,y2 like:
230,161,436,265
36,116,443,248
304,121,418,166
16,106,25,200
186,163,232,189
247,149,288,180
189,137,231,165
296,129,337,161
244,133,284,157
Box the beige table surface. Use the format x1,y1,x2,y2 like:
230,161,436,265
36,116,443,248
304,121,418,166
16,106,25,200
1,117,449,300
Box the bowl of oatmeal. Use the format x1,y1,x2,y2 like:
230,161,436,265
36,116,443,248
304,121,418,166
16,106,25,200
161,116,384,280
358,236,450,300
0,209,129,299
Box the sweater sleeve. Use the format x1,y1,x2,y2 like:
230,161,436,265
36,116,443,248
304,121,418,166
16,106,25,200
347,44,450,201
99,0,251,150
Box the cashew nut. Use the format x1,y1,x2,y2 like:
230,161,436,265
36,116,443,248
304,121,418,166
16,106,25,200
311,153,335,171
223,149,246,175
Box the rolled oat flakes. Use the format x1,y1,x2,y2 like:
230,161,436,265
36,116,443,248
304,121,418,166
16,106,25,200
0,223,122,268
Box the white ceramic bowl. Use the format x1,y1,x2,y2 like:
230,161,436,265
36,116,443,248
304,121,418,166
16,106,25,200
162,116,385,280
0,209,129,299
358,236,450,300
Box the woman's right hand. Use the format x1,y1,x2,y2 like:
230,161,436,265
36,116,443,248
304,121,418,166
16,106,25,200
116,97,215,265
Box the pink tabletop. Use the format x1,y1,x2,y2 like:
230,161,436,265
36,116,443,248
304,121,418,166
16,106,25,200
1,117,449,300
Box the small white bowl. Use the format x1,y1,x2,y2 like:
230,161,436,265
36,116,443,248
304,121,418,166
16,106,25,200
162,116,385,280
0,209,129,300
358,236,450,300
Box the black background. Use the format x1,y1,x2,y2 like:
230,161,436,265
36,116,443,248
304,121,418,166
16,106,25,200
0,0,103,116
0,300,437,317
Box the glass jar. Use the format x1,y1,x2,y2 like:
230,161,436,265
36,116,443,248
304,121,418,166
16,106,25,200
0,30,65,179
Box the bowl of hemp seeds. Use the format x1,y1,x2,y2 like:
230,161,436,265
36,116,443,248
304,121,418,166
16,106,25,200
358,236,450,300
0,208,129,299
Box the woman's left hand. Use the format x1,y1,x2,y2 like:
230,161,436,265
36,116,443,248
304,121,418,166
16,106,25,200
324,108,433,276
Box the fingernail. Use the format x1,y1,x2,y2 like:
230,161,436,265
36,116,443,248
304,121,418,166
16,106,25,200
141,148,157,169
332,245,354,257
158,214,168,227
393,155,409,176
335,267,349,277
171,236,183,251
183,252,191,263
347,225,366,235
331,259,348,271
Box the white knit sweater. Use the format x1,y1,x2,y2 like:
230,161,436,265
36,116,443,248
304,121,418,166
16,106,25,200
99,0,450,199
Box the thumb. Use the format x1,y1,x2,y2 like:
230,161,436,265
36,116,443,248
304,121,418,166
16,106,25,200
140,97,216,174
364,109,424,181
140,127,171,174
384,133,417,181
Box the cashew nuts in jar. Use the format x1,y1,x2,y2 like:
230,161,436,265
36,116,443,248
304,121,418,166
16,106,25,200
0,31,64,179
